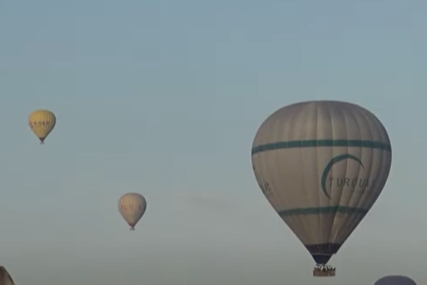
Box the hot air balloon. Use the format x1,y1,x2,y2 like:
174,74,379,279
118,193,147,230
28,110,56,144
251,101,392,277
0,266,16,285
374,275,416,285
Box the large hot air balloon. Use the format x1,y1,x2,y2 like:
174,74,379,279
251,101,392,277
374,275,416,285
118,193,147,230
28,110,56,144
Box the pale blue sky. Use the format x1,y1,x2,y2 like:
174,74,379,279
0,0,425,284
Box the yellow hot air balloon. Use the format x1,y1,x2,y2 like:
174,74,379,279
28,110,56,144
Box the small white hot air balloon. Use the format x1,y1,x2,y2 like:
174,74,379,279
118,193,147,230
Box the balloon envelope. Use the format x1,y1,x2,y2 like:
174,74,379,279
374,275,416,285
251,101,392,269
0,266,16,285
28,110,56,143
118,193,147,230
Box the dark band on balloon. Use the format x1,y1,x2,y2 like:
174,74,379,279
278,206,368,217
251,139,391,155
306,243,342,264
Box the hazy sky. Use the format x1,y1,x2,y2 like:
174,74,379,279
0,0,425,284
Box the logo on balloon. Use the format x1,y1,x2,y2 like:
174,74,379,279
321,154,375,200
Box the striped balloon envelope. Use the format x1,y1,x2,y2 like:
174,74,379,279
251,101,392,277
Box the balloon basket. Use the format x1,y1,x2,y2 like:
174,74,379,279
313,265,335,277
130,227,135,231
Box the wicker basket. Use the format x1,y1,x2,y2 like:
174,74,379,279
313,267,336,277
